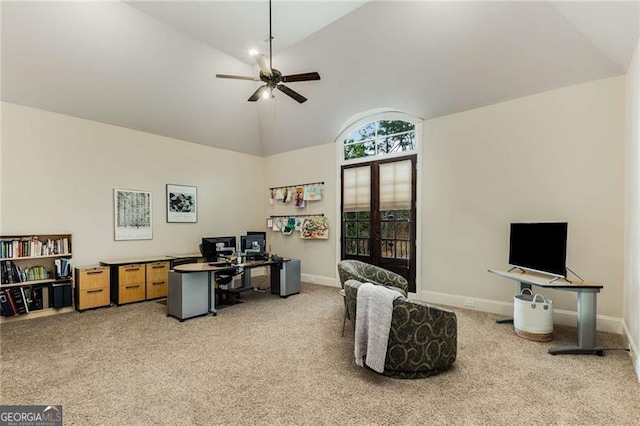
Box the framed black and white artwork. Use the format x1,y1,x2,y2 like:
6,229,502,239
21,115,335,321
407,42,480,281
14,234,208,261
114,188,153,240
166,184,197,223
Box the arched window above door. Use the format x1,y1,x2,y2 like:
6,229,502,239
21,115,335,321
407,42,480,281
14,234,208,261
339,112,419,162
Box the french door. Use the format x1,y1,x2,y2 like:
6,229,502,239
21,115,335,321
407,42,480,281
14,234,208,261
341,155,417,292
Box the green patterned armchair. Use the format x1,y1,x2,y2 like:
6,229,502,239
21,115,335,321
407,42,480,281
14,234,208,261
344,279,457,379
337,259,408,296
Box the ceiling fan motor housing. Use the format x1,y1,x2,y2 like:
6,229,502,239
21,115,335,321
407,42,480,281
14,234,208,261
261,69,283,88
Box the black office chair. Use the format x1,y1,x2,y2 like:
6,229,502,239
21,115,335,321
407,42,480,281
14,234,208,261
199,243,240,305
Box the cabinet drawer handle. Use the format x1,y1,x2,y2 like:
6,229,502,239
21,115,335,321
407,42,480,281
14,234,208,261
87,289,103,294
87,270,104,275
125,285,140,289
125,268,141,272
152,265,165,269
152,281,164,285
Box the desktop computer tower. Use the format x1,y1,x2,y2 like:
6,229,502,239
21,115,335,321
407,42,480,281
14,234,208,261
278,259,300,297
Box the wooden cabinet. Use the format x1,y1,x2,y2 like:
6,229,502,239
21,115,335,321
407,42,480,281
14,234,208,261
1,233,74,323
117,264,146,304
146,261,169,299
75,266,110,311
100,257,176,305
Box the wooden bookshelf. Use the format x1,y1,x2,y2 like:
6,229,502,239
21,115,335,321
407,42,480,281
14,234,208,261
1,233,74,323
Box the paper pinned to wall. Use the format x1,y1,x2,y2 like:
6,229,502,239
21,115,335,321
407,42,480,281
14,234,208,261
300,216,329,240
303,183,323,201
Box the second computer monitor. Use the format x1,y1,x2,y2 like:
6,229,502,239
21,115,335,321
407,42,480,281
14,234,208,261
201,236,236,262
241,232,266,254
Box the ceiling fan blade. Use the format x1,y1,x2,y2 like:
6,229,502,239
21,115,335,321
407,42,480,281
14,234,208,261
281,72,321,83
253,54,272,77
216,74,260,81
248,85,267,102
277,84,307,103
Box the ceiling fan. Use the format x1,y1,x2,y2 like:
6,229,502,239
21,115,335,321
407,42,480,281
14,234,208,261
215,0,320,103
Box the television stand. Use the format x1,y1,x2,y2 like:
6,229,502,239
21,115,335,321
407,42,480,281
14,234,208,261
547,276,566,284
488,268,606,356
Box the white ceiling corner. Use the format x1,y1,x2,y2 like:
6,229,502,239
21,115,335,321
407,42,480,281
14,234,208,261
550,0,640,71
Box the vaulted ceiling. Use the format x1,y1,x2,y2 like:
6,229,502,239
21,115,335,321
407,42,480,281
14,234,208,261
2,1,639,157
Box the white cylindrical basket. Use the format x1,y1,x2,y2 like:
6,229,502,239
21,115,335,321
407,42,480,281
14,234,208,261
513,289,553,342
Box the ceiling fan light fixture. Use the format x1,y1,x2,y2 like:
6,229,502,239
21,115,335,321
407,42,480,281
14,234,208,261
254,53,272,76
216,0,320,104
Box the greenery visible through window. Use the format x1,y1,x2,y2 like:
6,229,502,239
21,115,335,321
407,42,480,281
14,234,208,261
343,120,415,160
344,211,371,256
380,210,411,259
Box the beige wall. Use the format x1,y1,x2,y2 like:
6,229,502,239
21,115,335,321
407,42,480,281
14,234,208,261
1,102,265,267
624,37,640,379
421,76,625,319
264,77,626,326
263,144,337,283
1,76,628,334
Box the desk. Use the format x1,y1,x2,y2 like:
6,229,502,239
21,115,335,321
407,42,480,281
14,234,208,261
488,268,605,356
169,262,235,320
238,258,300,297
166,253,203,267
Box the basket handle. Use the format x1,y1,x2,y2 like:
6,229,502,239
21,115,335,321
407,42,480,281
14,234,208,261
533,293,548,304
520,288,533,296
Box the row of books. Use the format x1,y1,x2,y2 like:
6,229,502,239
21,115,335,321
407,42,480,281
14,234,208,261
1,261,52,284
54,258,72,280
0,283,72,316
0,237,71,259
0,286,45,316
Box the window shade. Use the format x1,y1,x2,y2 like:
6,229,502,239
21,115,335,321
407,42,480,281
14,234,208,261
343,166,371,212
379,160,412,211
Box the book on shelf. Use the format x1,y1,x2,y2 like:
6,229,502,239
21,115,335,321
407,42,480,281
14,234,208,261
54,258,72,279
0,289,15,316
2,288,18,316
10,287,29,315
29,285,46,311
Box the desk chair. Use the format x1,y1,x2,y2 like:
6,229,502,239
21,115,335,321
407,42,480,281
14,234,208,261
199,244,241,305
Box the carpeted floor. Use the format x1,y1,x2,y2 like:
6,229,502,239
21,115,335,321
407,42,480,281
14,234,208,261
1,283,638,425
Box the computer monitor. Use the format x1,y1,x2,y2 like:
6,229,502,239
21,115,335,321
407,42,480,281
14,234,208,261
201,236,236,262
240,233,266,256
247,232,266,252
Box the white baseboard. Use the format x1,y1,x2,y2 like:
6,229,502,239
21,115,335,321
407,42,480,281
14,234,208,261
420,290,624,334
622,321,640,382
301,273,338,287
233,271,337,288
301,279,630,345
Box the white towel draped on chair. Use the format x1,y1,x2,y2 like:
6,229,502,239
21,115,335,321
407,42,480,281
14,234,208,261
354,282,402,373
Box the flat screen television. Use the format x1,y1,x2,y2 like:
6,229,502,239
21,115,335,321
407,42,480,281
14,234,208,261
201,236,236,262
508,222,568,278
